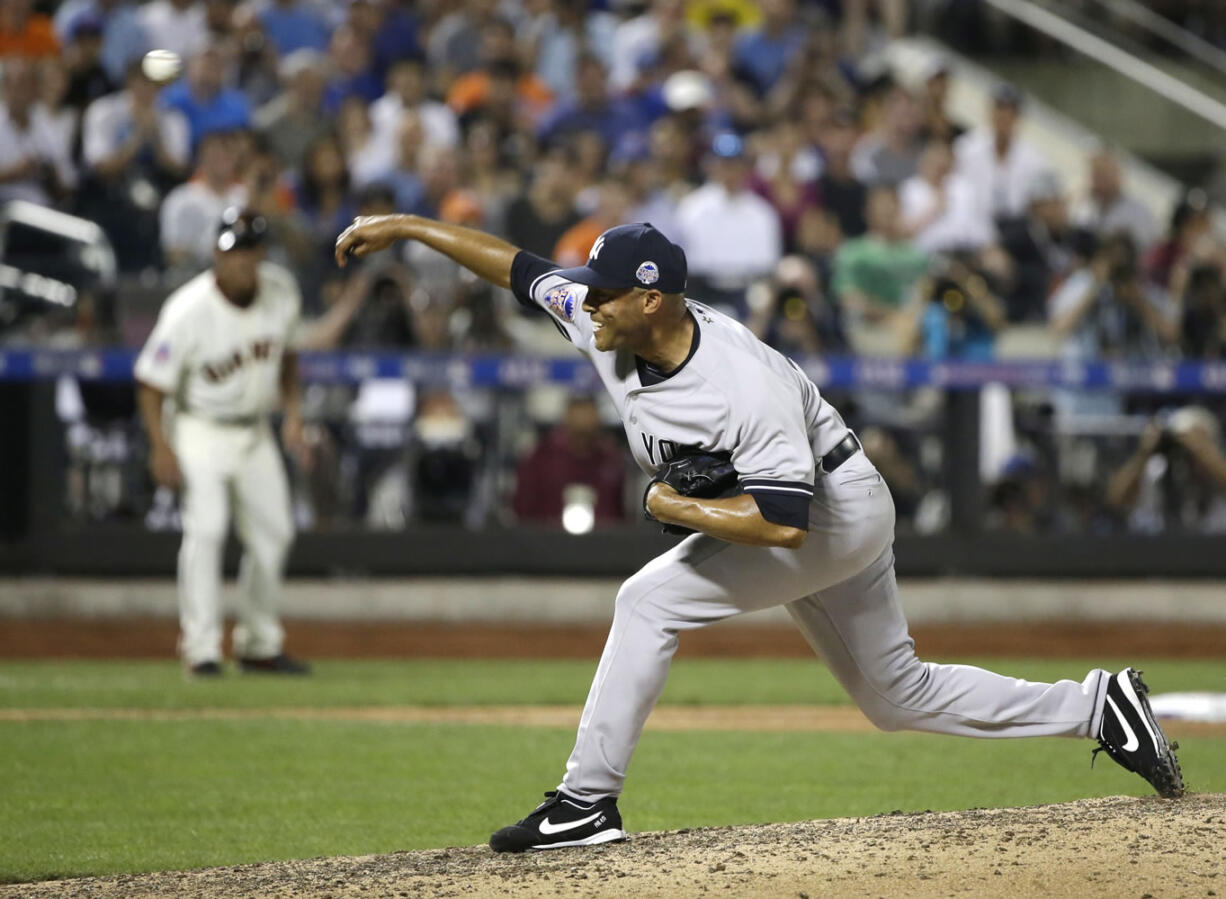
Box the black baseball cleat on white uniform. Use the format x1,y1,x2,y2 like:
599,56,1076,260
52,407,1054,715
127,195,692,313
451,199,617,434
489,791,626,852
1093,668,1184,798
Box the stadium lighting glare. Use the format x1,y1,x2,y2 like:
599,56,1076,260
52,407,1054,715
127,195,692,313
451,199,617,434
561,501,595,535
561,484,597,534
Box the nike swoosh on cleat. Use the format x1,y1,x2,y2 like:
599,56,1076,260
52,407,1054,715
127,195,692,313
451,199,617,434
1106,695,1140,752
1118,670,1162,754
538,811,603,836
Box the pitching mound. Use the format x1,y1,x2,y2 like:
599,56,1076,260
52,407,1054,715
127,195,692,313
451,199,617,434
7,795,1223,898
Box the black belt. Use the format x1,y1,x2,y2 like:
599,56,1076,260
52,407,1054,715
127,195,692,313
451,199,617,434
820,433,861,474
185,412,262,427
213,416,261,427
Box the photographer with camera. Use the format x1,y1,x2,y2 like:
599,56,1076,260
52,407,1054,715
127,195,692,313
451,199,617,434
1106,407,1226,534
1049,231,1178,359
994,169,1075,323
903,252,1006,361
747,255,846,355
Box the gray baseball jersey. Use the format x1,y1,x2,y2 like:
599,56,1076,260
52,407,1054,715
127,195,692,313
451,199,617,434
510,249,1109,803
512,252,850,530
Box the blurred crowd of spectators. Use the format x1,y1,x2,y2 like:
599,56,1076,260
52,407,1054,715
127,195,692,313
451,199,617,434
3,0,1224,365
5,0,1226,536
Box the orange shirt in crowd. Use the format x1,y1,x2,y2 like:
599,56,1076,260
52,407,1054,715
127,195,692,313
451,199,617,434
0,11,59,57
446,71,553,121
553,217,606,267
440,189,485,226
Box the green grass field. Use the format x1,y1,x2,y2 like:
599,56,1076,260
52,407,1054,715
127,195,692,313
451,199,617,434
2,657,1224,883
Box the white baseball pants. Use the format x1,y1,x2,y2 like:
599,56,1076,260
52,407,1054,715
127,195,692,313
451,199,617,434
174,414,293,666
560,453,1110,800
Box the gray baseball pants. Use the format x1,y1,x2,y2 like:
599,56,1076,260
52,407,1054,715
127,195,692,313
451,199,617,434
560,453,1110,800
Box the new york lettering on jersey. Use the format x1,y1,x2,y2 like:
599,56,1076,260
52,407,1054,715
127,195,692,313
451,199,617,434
509,249,850,530
640,434,681,466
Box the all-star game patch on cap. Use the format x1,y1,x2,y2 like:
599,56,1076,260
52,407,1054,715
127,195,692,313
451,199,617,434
216,207,269,252
554,222,687,294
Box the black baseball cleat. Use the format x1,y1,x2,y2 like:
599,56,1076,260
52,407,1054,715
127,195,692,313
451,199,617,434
187,661,223,678
1094,668,1185,798
490,791,626,852
237,653,311,675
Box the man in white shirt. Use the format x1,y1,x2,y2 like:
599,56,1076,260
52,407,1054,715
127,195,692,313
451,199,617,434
82,59,190,183
0,58,77,206
1072,147,1158,253
79,59,189,269
159,131,247,272
136,208,310,677
368,57,459,153
900,139,995,253
675,132,782,316
954,83,1048,223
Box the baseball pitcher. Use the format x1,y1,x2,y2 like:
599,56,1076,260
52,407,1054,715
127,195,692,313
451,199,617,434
136,208,310,677
335,215,1183,851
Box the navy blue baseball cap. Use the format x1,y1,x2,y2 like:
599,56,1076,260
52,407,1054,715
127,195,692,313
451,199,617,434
554,222,687,294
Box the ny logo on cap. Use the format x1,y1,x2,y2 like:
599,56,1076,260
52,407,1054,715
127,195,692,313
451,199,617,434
589,235,606,261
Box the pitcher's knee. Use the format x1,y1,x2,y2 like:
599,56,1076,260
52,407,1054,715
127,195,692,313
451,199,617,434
852,657,934,732
613,575,651,619
857,698,915,732
612,572,688,634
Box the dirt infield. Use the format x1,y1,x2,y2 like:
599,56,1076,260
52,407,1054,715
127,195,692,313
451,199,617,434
4,794,1221,898
5,618,1226,659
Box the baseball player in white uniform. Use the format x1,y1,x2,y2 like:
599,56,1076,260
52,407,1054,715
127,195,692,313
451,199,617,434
335,215,1183,851
137,208,311,677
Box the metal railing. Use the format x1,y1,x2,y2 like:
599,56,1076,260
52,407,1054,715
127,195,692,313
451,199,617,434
1071,0,1226,78
982,0,1226,134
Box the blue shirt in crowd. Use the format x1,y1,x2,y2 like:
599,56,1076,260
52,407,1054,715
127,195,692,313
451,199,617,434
369,9,420,80
160,81,252,152
258,3,331,55
922,303,997,362
733,26,807,94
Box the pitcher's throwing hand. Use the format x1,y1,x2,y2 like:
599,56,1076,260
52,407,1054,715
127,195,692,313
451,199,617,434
335,216,404,266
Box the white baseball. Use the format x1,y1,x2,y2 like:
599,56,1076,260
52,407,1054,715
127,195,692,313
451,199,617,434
141,49,182,83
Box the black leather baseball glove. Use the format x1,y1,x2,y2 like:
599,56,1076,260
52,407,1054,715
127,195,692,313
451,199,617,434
643,450,739,535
